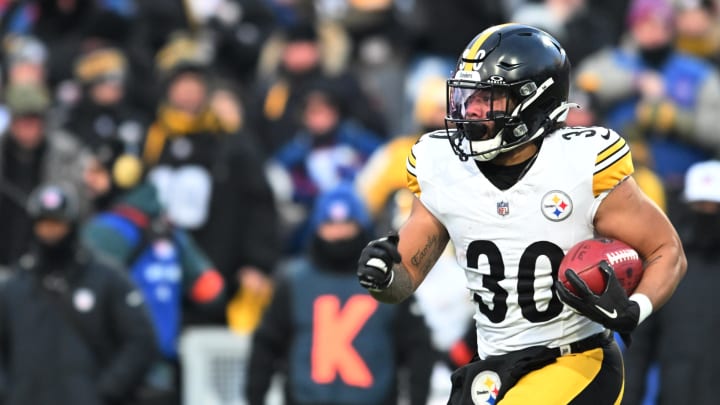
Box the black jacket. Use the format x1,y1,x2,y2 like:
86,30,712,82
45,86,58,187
146,126,279,299
0,248,157,405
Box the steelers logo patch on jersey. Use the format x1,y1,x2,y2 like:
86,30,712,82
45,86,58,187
470,370,501,405
541,190,573,221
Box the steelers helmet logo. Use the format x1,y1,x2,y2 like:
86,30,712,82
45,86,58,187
470,370,501,405
541,190,573,221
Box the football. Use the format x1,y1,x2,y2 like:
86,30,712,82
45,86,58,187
558,238,644,296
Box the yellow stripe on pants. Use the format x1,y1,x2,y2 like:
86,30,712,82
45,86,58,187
499,347,624,404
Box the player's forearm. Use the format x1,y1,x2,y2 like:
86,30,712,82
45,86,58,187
369,264,416,304
371,232,448,303
634,236,687,310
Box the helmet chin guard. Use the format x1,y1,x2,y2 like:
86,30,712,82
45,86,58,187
448,123,504,162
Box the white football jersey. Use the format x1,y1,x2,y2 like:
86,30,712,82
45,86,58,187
406,126,633,358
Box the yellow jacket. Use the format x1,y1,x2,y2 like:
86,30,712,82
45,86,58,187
355,134,419,218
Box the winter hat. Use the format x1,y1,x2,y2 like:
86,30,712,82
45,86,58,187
627,0,675,28
4,35,47,67
155,32,214,80
74,47,127,85
26,183,80,223
5,83,50,116
308,182,372,233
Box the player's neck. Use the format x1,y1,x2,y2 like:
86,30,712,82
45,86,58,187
491,142,539,166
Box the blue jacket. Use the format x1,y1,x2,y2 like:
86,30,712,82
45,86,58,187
274,121,383,205
605,50,715,186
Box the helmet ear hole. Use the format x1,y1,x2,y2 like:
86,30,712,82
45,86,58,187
518,82,537,97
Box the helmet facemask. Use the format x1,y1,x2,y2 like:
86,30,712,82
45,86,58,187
446,74,575,162
446,78,526,162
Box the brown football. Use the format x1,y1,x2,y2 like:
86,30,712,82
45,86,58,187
558,238,643,296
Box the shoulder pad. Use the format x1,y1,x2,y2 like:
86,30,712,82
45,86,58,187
407,131,446,196
589,127,633,197
550,126,633,196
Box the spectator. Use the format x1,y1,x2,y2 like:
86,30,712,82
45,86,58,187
80,136,225,404
0,82,88,268
250,20,387,157
674,0,720,67
63,47,149,150
0,182,156,405
2,34,48,87
0,35,49,134
246,183,435,405
355,75,446,222
0,0,136,92
271,81,383,253
34,0,136,88
622,160,720,405
575,0,720,195
144,34,279,323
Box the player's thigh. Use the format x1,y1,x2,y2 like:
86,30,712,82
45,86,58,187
500,342,624,405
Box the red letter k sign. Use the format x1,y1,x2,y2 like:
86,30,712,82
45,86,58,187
311,294,378,387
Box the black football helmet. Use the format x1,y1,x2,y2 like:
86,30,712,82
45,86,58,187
446,23,574,161
26,183,80,223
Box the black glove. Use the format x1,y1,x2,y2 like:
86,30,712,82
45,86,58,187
555,260,640,334
357,234,401,291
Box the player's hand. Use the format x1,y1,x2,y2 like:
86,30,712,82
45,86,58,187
555,260,640,334
357,234,401,291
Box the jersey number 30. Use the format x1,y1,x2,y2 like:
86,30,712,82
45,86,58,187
467,240,565,323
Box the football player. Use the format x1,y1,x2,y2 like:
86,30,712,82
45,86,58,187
357,23,686,404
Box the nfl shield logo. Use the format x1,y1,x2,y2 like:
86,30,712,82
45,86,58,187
497,201,509,216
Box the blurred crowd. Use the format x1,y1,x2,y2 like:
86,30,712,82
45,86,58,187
0,0,718,404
